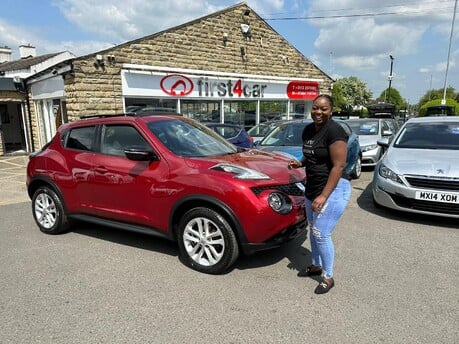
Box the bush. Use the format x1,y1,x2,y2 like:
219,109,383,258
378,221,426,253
418,98,459,116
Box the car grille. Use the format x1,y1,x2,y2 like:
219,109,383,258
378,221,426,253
405,176,459,191
252,182,305,196
390,194,459,216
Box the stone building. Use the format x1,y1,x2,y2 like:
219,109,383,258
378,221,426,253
2,2,333,154
0,45,75,155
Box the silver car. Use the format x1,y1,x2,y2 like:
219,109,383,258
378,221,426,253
346,118,395,167
372,116,459,218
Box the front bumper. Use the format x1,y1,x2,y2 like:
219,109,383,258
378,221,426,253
372,171,459,219
240,219,307,255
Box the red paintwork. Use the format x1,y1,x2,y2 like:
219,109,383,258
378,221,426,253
27,115,306,245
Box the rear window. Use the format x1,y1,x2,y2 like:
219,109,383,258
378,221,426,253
347,120,379,135
64,126,96,151
425,106,455,116
395,122,459,149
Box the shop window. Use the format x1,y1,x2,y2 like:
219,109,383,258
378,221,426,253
124,98,177,114
289,100,312,119
260,101,287,121
224,100,258,130
181,100,221,122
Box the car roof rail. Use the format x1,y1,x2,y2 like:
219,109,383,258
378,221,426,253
80,113,134,119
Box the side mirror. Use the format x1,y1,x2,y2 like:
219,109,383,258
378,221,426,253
377,138,390,148
382,130,393,137
124,146,159,161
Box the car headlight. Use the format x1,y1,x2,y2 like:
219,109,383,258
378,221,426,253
268,192,293,214
361,144,379,152
210,163,270,180
378,163,403,184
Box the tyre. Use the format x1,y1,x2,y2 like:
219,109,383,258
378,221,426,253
177,207,239,274
32,186,69,234
350,156,362,179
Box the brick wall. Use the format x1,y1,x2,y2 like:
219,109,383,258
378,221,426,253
64,3,332,118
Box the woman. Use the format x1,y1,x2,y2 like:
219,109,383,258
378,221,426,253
288,94,351,294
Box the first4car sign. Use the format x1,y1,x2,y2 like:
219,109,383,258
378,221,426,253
196,77,267,98
122,71,320,100
160,74,267,98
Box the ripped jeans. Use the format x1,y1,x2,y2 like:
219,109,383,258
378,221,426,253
305,178,351,279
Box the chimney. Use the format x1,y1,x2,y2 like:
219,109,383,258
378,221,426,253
19,44,36,59
0,46,12,63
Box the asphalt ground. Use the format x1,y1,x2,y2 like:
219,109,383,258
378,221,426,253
1,160,458,343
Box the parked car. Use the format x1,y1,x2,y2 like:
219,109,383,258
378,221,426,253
132,107,180,116
346,118,395,167
425,105,455,116
254,119,362,179
204,122,253,148
372,116,459,218
247,120,283,142
26,114,307,274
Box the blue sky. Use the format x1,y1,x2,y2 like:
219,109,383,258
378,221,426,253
1,0,458,104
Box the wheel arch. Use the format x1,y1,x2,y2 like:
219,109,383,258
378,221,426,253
28,177,66,210
169,195,247,245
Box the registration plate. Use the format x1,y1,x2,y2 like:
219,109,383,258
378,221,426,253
415,191,459,204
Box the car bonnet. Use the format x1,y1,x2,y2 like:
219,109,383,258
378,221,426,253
183,149,305,183
385,147,459,177
257,146,303,161
358,135,380,146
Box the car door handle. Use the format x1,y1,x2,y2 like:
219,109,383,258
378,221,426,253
94,166,109,174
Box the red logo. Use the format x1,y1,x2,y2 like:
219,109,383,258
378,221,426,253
160,74,194,96
286,81,319,99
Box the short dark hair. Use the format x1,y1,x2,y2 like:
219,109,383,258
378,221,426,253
314,94,333,108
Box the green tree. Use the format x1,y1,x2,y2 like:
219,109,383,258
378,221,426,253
378,87,404,111
331,83,346,111
333,77,373,108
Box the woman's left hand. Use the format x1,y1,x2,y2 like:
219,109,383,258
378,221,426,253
313,194,327,212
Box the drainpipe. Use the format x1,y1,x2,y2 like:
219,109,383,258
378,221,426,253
24,81,35,152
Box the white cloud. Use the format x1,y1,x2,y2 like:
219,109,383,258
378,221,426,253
54,0,223,43
307,0,453,70
1,0,457,102
0,19,42,48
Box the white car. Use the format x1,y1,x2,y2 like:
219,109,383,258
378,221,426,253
346,118,395,167
372,116,459,218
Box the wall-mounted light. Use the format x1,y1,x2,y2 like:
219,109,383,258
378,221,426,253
107,54,116,65
222,32,228,46
94,54,105,69
51,68,58,75
240,23,250,35
241,8,251,41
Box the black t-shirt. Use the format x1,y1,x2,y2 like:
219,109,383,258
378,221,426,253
301,120,348,200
